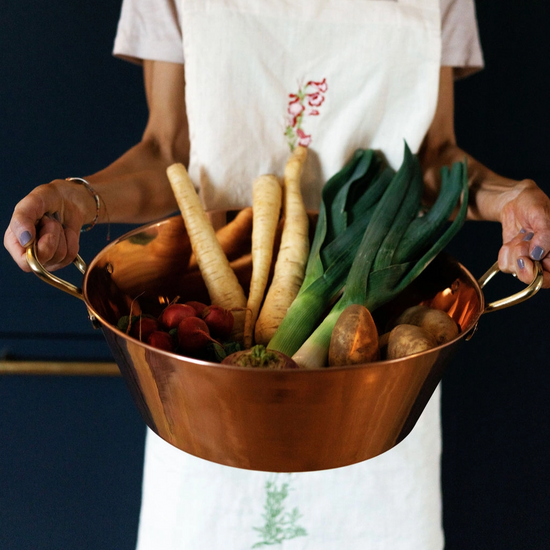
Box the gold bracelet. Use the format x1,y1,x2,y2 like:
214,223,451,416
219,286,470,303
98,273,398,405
66,177,101,232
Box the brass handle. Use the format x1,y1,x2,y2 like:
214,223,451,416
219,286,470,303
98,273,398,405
26,240,87,301
478,260,543,313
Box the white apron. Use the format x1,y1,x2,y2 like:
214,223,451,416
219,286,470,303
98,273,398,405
137,1,443,548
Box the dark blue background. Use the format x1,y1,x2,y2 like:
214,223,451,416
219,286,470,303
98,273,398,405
1,1,549,549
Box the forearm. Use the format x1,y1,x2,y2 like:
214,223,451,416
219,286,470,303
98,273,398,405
82,136,187,225
419,141,534,224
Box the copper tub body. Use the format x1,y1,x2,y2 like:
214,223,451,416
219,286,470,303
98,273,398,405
28,211,540,472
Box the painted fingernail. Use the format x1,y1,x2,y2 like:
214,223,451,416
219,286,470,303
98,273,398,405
530,246,545,261
522,232,534,242
520,228,527,234
19,231,32,247
517,258,525,270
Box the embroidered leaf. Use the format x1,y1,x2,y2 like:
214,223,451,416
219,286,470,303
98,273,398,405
252,475,308,548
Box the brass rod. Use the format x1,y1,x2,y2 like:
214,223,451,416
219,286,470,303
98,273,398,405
0,361,121,377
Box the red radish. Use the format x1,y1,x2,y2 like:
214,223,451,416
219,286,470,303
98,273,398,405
177,316,219,354
158,303,197,329
202,305,234,340
185,300,208,316
147,331,175,352
130,316,159,341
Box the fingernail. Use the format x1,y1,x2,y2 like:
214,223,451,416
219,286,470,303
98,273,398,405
19,231,32,247
530,246,545,261
522,232,534,242
520,228,527,234
517,258,525,270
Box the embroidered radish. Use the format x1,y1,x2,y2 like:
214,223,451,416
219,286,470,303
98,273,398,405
285,78,328,150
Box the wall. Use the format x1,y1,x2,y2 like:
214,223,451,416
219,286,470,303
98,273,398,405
1,2,549,549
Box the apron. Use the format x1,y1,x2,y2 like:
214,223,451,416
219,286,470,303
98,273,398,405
137,1,443,548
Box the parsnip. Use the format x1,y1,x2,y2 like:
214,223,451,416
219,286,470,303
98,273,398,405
255,146,310,345
166,163,247,341
243,175,283,349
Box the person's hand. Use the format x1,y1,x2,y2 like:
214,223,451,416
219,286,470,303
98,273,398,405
4,179,92,272
497,179,550,288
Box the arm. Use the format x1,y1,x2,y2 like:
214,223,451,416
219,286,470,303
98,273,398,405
419,67,550,288
4,60,189,272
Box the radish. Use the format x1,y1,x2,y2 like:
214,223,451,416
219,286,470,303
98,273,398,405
147,331,175,352
185,300,208,316
130,316,159,342
177,316,219,355
202,305,234,340
159,303,197,330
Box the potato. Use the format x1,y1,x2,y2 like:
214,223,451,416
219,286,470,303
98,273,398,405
394,305,459,345
386,324,438,360
329,304,380,366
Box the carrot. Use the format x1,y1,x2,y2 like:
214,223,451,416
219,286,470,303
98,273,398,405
166,163,247,341
243,174,283,349
187,206,253,270
255,146,310,345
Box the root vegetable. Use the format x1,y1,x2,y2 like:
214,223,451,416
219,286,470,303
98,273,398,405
328,304,380,366
244,174,283,348
147,331,175,352
386,324,438,360
166,163,247,341
187,207,254,268
177,316,219,355
185,301,208,316
202,305,234,340
129,316,159,342
255,146,310,345
158,303,197,330
222,345,299,369
394,304,459,345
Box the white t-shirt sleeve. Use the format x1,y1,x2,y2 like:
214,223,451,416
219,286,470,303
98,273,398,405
440,0,484,78
113,0,184,65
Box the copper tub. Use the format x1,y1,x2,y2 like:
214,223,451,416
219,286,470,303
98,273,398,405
26,211,542,472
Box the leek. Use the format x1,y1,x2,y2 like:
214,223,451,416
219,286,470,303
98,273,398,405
267,149,393,356
290,146,469,369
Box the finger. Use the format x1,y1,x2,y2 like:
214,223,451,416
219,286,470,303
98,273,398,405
37,213,81,270
515,255,537,285
35,215,61,263
3,226,32,272
498,229,533,275
10,184,58,247
516,255,550,289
